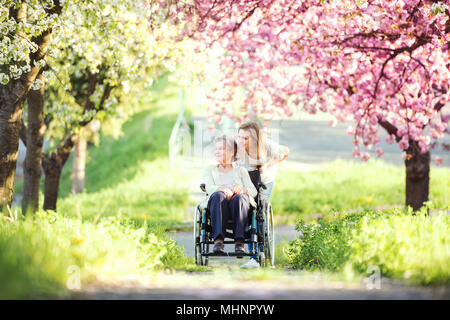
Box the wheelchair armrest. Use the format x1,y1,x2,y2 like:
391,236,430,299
200,183,206,193
257,182,267,190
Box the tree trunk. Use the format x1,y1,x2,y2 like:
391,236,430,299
42,154,64,211
404,139,430,213
379,120,431,213
42,134,76,211
0,3,28,212
0,98,25,211
22,74,46,214
72,137,87,194
42,159,62,211
0,2,61,211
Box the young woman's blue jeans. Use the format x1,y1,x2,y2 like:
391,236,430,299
248,181,274,259
259,181,274,202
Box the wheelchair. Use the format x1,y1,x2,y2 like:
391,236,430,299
194,181,275,267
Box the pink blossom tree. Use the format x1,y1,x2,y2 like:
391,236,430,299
185,0,449,211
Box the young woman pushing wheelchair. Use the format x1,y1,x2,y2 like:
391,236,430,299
236,121,289,268
202,121,289,268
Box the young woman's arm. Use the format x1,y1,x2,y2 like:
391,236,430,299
267,146,289,167
261,139,290,173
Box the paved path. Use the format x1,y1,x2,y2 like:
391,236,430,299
275,119,450,166
76,220,450,300
192,117,450,167
74,262,450,300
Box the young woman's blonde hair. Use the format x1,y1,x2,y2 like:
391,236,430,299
238,121,266,160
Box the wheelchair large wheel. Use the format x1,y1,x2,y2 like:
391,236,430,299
257,201,275,268
264,202,275,267
194,205,205,266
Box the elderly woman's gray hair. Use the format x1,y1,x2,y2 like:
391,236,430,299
214,135,238,161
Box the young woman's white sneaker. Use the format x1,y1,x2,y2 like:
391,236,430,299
240,258,260,269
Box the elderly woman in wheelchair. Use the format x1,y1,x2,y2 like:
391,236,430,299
202,135,257,254
195,135,274,268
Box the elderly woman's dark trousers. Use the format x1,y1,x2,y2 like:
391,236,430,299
207,191,250,241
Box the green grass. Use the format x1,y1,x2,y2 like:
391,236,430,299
271,159,450,223
286,207,450,285
274,240,291,267
54,75,196,231
57,158,193,231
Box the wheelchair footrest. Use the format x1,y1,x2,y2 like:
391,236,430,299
202,240,258,245
202,252,255,257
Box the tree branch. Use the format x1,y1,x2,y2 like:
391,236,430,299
378,119,401,142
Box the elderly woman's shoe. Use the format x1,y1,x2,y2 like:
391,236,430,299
235,243,247,254
213,242,225,253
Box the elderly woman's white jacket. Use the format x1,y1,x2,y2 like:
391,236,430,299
201,162,258,209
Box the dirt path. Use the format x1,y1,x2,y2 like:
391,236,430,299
74,268,449,300
168,224,298,259
75,283,449,300
72,222,449,300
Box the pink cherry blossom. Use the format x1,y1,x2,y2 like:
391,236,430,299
182,0,449,163
434,156,443,166
399,136,410,151
376,147,384,157
361,152,370,162
346,126,354,136
385,134,396,145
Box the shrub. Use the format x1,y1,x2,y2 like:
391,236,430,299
287,208,450,285
287,211,371,271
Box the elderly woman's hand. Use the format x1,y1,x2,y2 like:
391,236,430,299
232,185,243,194
222,188,234,200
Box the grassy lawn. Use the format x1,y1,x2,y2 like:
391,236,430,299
271,159,450,224
54,76,197,231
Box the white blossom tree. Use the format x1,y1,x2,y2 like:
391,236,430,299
1,0,192,212
22,0,193,212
